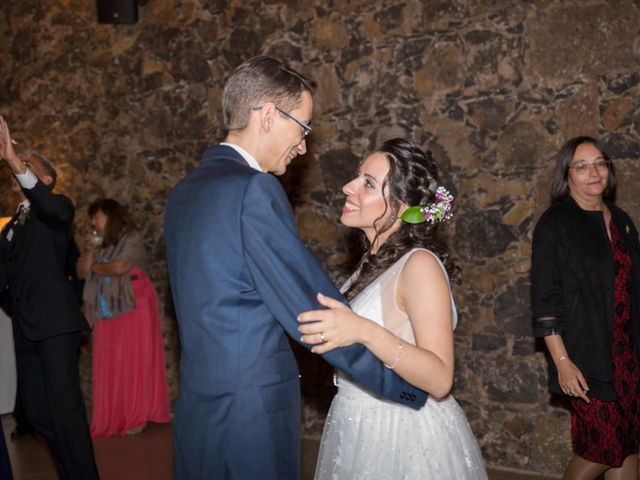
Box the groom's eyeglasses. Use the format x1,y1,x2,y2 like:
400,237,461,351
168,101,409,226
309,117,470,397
275,107,312,138
252,106,312,139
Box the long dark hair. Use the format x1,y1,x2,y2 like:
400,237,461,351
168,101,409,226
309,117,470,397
551,136,616,204
88,199,137,247
346,138,460,298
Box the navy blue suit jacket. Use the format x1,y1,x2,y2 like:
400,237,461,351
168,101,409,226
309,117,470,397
164,145,427,479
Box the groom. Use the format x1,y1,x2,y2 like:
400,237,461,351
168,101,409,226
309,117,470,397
164,56,427,480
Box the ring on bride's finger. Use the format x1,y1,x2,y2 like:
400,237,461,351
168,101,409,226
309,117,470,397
320,332,326,342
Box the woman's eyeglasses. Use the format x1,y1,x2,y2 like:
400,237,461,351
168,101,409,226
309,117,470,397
569,160,610,175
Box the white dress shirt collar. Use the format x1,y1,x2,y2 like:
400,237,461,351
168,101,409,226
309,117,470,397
220,142,262,172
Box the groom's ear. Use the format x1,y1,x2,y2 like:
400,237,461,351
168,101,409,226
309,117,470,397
259,102,277,133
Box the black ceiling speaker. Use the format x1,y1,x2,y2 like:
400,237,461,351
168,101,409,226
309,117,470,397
97,0,138,24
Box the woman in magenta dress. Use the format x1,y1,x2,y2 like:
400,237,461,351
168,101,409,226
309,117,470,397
78,199,170,437
532,136,640,479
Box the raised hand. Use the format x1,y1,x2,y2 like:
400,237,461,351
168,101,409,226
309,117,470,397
0,116,21,167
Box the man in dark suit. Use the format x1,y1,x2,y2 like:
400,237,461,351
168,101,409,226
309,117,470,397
0,117,99,480
164,56,427,480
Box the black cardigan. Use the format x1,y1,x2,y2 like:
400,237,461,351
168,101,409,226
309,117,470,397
531,196,640,400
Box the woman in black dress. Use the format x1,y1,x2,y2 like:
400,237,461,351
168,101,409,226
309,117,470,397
532,136,640,479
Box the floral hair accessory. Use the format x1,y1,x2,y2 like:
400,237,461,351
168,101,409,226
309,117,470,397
401,186,454,224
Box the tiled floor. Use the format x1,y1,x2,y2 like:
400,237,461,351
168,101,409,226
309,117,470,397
2,414,559,479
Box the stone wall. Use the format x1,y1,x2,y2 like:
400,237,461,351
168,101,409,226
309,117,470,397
1,0,639,475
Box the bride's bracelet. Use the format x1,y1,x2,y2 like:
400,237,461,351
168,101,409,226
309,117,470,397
384,337,404,369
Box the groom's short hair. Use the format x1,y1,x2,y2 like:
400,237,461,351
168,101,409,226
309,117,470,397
222,56,316,131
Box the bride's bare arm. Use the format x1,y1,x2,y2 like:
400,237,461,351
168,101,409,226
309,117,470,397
298,250,454,398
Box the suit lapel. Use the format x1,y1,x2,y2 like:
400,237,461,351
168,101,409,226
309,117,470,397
1,210,20,243
1,208,30,251
0,211,18,235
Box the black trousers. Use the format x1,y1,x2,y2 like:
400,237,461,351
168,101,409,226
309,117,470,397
13,324,99,480
12,383,32,433
0,420,12,480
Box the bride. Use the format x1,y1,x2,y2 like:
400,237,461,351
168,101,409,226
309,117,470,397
298,138,487,479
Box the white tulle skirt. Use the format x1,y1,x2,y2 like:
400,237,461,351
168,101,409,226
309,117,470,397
315,374,488,480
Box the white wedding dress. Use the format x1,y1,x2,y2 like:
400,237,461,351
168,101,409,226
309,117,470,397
315,248,487,480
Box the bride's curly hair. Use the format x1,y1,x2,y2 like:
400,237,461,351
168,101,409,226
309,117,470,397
345,138,460,299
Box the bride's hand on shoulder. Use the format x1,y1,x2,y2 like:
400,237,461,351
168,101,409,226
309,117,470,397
297,292,377,354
